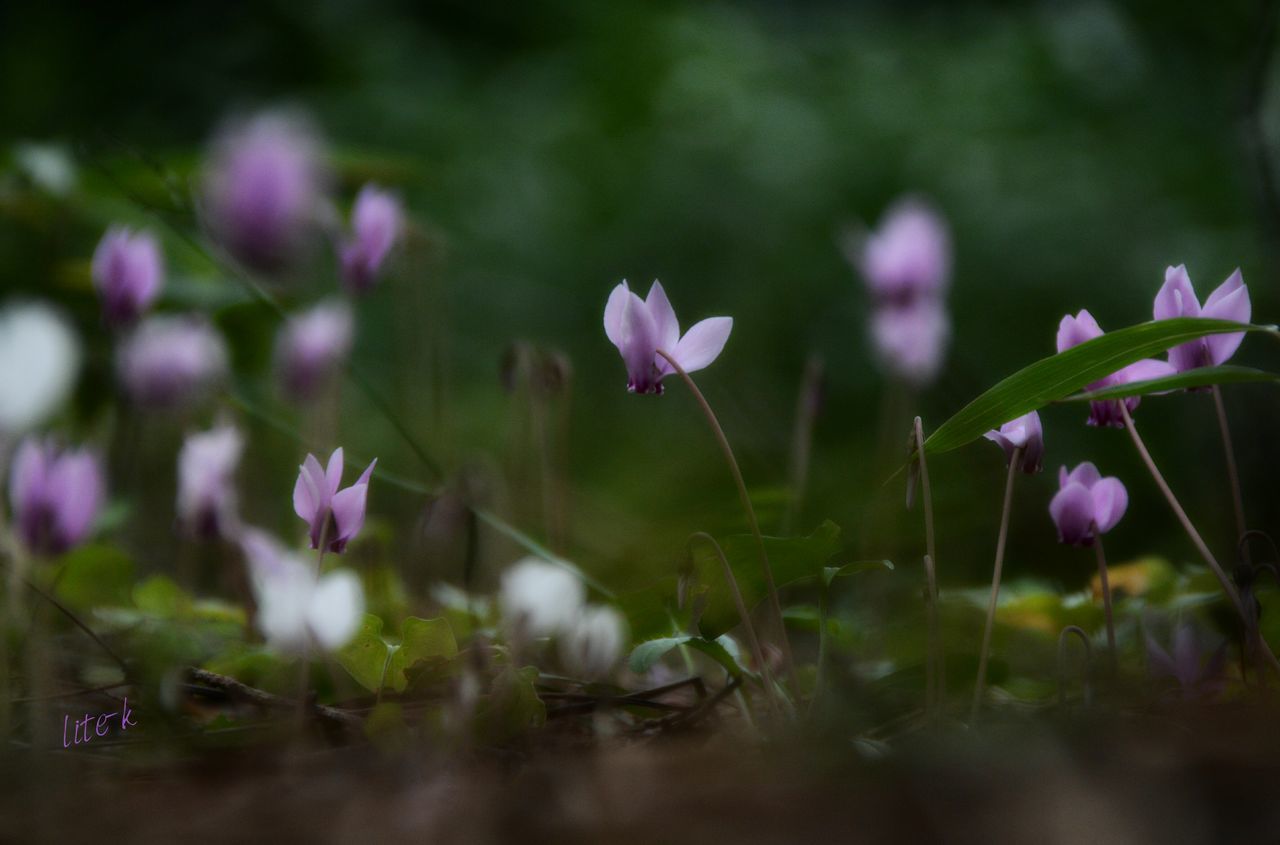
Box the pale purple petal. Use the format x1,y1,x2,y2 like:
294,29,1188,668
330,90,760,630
329,483,368,552
1120,357,1177,387
355,458,377,487
292,454,325,522
603,281,631,349
1063,462,1101,489
324,447,345,496
644,281,681,354
49,451,102,549
671,317,733,375
1056,310,1103,354
8,438,48,518
1090,477,1128,535
1153,265,1200,321
1050,483,1096,546
1201,275,1250,366
620,292,661,393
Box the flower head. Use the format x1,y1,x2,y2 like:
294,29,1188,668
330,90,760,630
1056,309,1175,428
869,300,950,385
983,410,1044,474
240,528,364,653
340,185,403,294
558,604,627,680
117,314,228,409
274,300,354,401
91,227,163,326
1154,265,1251,373
499,557,585,637
1146,624,1227,700
1049,462,1128,546
0,302,80,434
292,447,375,553
602,280,733,394
857,198,951,305
8,438,103,556
177,422,243,539
201,111,326,272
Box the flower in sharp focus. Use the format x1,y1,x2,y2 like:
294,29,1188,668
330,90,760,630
1154,265,1251,373
274,300,354,402
117,314,228,409
559,604,628,680
0,302,80,434
339,184,403,295
200,110,327,272
1146,624,1227,700
499,557,585,637
983,410,1044,474
1049,462,1128,546
177,422,244,539
8,438,103,556
240,528,364,654
1056,309,1175,428
91,227,163,326
602,280,733,394
292,447,376,553
856,197,951,305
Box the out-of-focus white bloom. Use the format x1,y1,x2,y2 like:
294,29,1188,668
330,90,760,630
559,604,627,680
14,143,77,197
240,528,364,654
499,557,585,637
177,422,244,538
0,302,81,433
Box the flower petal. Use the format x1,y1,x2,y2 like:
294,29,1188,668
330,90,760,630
1056,309,1103,354
307,570,365,651
1063,462,1101,489
644,281,681,355
1090,476,1128,534
49,451,102,549
1050,482,1096,546
1153,265,1200,320
603,281,631,349
672,317,733,374
329,483,368,551
619,291,660,392
8,438,48,517
292,453,324,521
325,447,345,494
1202,274,1250,365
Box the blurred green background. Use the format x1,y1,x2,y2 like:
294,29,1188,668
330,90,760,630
1,0,1277,610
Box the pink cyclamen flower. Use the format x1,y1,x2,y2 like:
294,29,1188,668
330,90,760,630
982,410,1044,474
602,280,733,394
340,185,403,294
177,422,243,539
1154,265,1251,373
274,300,354,401
1146,625,1227,700
201,111,326,272
1056,309,1175,428
869,299,950,385
1049,462,1128,546
292,447,376,553
117,314,228,408
8,438,103,556
91,227,163,326
857,197,951,305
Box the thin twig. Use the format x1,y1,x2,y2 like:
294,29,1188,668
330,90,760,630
187,668,361,729
24,580,129,677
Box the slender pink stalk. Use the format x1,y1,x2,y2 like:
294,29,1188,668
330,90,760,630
972,445,1022,720
913,417,944,716
1093,534,1117,670
1211,386,1249,562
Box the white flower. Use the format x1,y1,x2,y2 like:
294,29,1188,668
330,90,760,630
499,557,584,637
240,529,364,654
0,302,80,434
559,604,628,680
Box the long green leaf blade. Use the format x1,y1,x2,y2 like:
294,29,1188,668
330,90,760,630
1059,365,1280,402
924,318,1274,455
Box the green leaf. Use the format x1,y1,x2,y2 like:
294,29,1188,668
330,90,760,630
690,520,843,636
822,559,895,588
133,575,191,618
475,665,545,742
385,616,457,693
335,614,392,693
628,634,745,678
1060,365,1280,402
923,318,1275,456
53,544,134,612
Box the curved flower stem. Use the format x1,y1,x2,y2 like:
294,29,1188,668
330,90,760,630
913,418,944,718
1057,625,1092,708
688,532,779,720
657,350,796,693
972,446,1022,721
1211,386,1249,564
1093,534,1117,672
1119,403,1280,677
